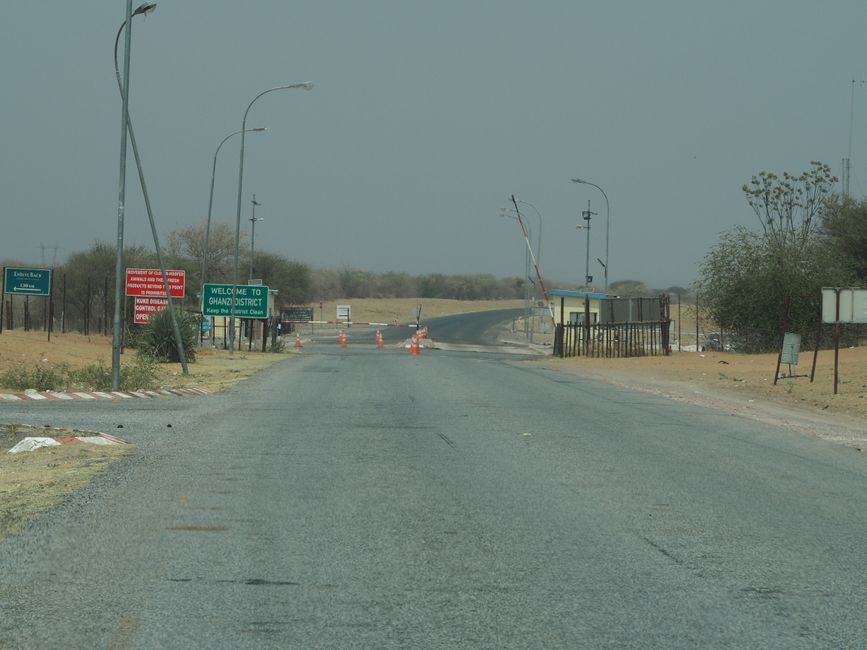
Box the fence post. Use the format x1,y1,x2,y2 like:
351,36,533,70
62,273,66,334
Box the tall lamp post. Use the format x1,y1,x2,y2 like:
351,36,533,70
572,178,610,290
230,82,313,351
202,127,267,288
112,1,192,390
249,195,263,280
112,1,188,391
515,199,543,267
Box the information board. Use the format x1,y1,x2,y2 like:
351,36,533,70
283,307,314,321
202,283,269,319
133,297,169,324
3,267,52,296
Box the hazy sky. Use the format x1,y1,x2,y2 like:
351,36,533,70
2,1,866,289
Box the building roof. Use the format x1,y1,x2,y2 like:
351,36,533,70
550,289,609,299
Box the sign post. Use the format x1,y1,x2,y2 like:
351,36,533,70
2,267,53,338
821,287,867,395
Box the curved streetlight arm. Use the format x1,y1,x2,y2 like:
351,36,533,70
572,178,610,290
114,4,157,82
229,82,313,352
515,198,543,265
201,127,267,287
509,195,554,326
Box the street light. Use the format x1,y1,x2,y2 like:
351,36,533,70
112,1,188,391
249,195,263,280
113,1,187,391
500,207,533,340
514,198,543,266
229,82,313,351
572,178,610,290
112,1,142,391
201,127,267,288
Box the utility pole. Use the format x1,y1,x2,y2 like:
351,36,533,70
844,79,865,198
249,194,262,280
580,201,596,289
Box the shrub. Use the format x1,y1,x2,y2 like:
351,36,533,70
132,308,198,363
121,354,158,391
0,363,69,391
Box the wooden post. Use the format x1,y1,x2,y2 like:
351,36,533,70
559,297,565,359
810,313,822,383
62,273,67,334
85,277,91,335
834,289,841,395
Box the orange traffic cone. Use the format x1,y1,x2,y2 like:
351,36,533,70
375,330,384,349
294,334,303,350
338,330,347,348
409,334,420,356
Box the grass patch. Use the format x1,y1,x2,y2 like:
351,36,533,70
0,355,158,392
0,425,130,541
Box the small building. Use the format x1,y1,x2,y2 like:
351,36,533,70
550,289,609,326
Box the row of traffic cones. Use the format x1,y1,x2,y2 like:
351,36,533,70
295,329,423,354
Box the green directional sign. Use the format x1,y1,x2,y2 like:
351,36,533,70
3,267,52,297
202,283,269,318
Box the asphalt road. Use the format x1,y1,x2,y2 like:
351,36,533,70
2,331,867,647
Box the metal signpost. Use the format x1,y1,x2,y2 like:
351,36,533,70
821,287,867,394
336,304,351,324
1,267,53,338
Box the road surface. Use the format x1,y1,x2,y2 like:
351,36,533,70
1,318,866,648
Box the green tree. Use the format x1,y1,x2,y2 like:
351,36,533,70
57,242,156,334
609,280,656,297
821,196,867,282
166,222,240,287
699,163,848,351
253,252,312,307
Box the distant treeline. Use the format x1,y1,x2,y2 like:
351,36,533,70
1,228,686,334
311,268,527,301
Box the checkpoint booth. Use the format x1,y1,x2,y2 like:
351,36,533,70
549,289,609,326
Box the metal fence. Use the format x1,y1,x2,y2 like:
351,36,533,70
554,320,671,358
553,294,671,358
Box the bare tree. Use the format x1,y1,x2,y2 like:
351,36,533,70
742,161,837,251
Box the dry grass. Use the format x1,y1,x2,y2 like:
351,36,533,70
0,424,129,540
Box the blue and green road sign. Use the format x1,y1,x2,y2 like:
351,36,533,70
3,267,52,297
